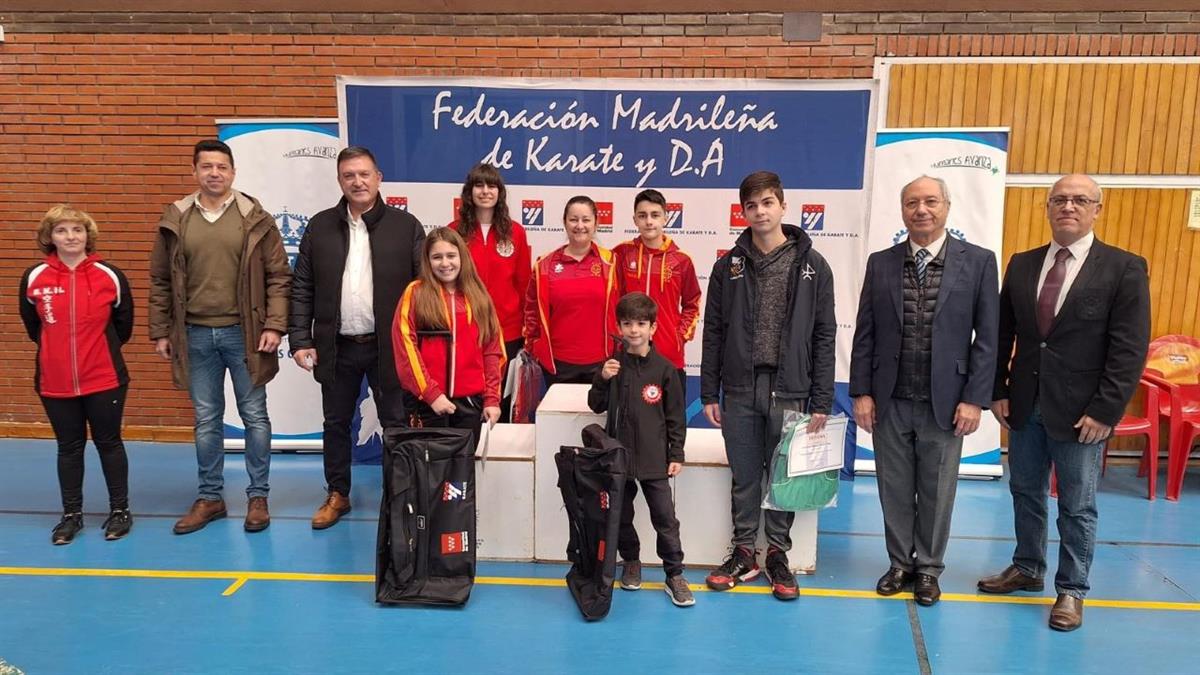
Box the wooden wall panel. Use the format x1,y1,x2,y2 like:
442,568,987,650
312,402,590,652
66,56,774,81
886,62,1200,176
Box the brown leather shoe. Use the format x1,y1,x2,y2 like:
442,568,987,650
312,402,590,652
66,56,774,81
244,496,270,532
312,491,351,530
173,499,227,535
977,565,1044,594
1049,594,1084,631
913,574,941,606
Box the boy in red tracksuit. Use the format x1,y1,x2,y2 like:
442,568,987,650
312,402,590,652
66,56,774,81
611,189,702,395
588,292,694,607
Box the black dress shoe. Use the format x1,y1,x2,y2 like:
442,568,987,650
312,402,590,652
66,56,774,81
913,574,941,606
876,567,913,596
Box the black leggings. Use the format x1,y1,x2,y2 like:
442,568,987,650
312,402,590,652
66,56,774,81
40,385,129,512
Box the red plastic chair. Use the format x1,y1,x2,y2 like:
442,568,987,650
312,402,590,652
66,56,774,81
1143,370,1200,501
1049,378,1163,500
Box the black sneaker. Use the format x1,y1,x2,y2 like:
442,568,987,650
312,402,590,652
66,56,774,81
620,560,643,590
664,574,696,607
51,513,83,545
764,547,799,601
103,509,133,541
705,546,760,591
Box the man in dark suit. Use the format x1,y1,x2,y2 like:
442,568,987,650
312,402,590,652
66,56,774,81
978,174,1150,631
288,146,425,529
851,175,999,606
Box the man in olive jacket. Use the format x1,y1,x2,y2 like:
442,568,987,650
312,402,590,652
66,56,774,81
149,139,292,536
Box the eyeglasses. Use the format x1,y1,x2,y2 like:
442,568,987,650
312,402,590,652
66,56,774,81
1048,195,1100,208
902,198,945,210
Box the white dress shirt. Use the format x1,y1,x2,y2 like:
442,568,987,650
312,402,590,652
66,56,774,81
193,193,236,223
908,229,948,260
339,208,375,336
1036,231,1095,315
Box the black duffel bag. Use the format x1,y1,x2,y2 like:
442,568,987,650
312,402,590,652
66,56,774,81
377,425,477,607
555,423,630,621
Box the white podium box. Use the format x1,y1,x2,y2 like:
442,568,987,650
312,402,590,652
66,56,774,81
474,423,535,561
533,384,819,572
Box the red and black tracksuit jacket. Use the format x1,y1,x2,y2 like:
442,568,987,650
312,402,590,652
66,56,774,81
20,254,133,398
612,237,702,370
393,280,505,409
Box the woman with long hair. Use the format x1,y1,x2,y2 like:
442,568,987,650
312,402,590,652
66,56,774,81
19,205,135,544
449,163,531,419
523,195,619,386
393,227,505,442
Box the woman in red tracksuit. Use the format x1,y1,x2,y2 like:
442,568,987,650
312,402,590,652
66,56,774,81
393,227,505,444
19,205,134,545
523,195,620,387
449,163,531,420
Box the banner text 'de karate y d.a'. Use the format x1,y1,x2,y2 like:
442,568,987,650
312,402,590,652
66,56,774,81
340,79,871,191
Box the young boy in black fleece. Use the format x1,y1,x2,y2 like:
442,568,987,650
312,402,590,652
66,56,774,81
587,292,694,607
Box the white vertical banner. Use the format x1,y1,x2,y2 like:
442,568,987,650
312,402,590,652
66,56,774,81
856,129,1009,478
215,120,382,458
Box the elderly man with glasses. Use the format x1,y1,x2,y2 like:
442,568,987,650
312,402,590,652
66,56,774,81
979,174,1150,631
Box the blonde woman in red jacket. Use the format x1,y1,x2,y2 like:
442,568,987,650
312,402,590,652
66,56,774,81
19,205,134,545
523,196,620,386
393,227,505,443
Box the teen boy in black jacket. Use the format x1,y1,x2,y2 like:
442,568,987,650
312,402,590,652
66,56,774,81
588,292,694,607
700,171,836,601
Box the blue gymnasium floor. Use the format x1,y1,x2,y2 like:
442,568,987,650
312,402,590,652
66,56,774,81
0,439,1197,675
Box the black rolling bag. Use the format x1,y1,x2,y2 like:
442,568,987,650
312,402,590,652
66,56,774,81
555,423,630,621
376,328,478,606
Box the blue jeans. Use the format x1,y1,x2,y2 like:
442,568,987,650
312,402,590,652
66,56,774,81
186,324,271,500
1007,405,1103,599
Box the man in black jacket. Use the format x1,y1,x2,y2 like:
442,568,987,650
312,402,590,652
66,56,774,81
700,171,836,601
288,146,426,529
978,174,1150,631
850,176,999,607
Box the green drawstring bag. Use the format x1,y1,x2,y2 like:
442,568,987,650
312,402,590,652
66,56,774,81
763,414,840,512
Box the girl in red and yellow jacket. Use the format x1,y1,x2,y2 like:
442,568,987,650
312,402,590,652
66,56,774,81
523,195,620,386
19,205,134,545
612,190,702,381
393,227,505,442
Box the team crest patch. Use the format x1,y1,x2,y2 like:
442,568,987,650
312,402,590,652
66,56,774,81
442,481,468,501
642,383,663,405
729,255,745,279
495,240,515,258
440,531,470,555
590,263,602,277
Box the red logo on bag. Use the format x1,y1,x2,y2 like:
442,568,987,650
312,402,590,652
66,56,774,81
440,531,469,555
599,491,610,510
642,384,663,405
598,540,606,561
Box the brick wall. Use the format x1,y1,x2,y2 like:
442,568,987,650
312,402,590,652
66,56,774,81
1,10,1197,437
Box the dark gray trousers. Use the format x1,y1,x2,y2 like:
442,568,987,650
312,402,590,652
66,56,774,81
873,398,963,577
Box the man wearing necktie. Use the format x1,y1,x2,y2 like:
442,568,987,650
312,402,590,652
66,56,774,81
979,174,1150,631
851,176,999,606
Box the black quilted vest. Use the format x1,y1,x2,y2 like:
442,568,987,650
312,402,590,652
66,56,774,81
892,245,945,401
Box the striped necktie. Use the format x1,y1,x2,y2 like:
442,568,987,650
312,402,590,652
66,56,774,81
915,248,931,287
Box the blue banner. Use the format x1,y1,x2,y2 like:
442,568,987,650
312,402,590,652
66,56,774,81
343,83,871,190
